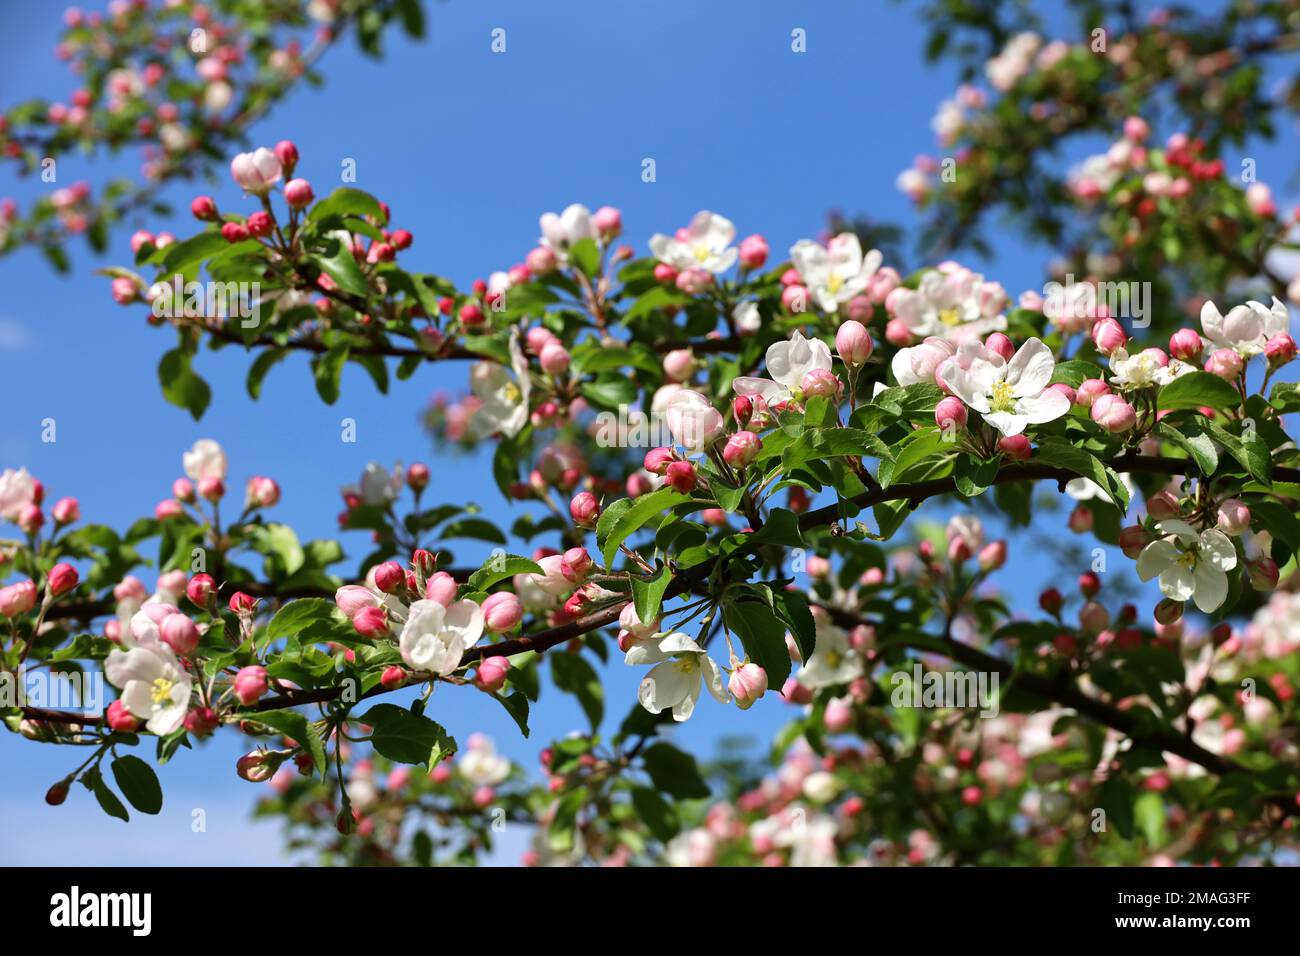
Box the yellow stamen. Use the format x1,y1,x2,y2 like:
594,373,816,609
939,307,961,326
989,379,1016,413
150,677,175,705
826,273,844,295
693,244,712,263
502,381,521,404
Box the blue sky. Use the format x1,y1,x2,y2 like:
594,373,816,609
1,0,1294,864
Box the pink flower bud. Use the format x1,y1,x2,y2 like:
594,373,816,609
233,665,268,706
738,234,768,270
728,662,768,710
106,699,140,732
1068,504,1094,533
381,666,408,690
283,177,314,207
191,195,217,220
230,147,282,194
997,434,1032,460
160,613,200,655
824,697,854,733
172,478,195,502
781,283,808,312
592,205,622,238
245,475,280,508
569,491,600,527
561,547,592,583
1216,498,1250,536
236,751,278,783
884,318,916,347
1123,116,1150,142
722,430,762,467
1075,378,1110,408
17,503,43,534
1118,525,1151,558
984,332,1015,362
654,263,678,284
781,677,812,705
665,460,697,494
1205,348,1244,380
643,447,675,475
539,342,571,377
424,571,458,607
51,497,79,525
273,140,299,173
1091,318,1128,356
1168,328,1203,361
474,655,511,692
350,605,387,639
47,562,78,596
1090,393,1136,432
374,561,405,594
198,475,225,501
1248,557,1279,590
333,585,376,619
482,592,523,632
1145,490,1181,520
662,348,695,381
935,396,967,432
110,276,138,304
228,591,257,614
1078,600,1109,633
835,320,873,366
526,246,557,274
1153,598,1183,626
801,367,839,399
1266,333,1296,366
0,580,37,618
978,540,1007,571
676,268,713,295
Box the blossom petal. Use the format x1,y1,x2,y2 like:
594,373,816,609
1014,387,1070,425
1198,529,1238,571
1006,338,1055,397
1158,564,1196,601
1190,563,1228,613
1136,539,1179,581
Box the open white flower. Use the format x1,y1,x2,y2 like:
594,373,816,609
626,632,728,722
1065,472,1135,511
458,733,511,786
398,598,485,675
1136,520,1238,613
890,268,1007,342
649,211,737,274
945,337,1071,436
797,619,863,689
470,330,531,439
539,204,596,261
343,461,402,507
0,467,39,522
733,301,762,333
789,233,882,313
732,330,833,408
105,644,192,735
1108,348,1188,388
1200,297,1288,357
664,389,724,452
182,439,227,482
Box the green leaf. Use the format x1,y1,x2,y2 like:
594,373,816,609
1156,371,1241,411
310,230,369,297
580,376,639,411
251,523,306,576
160,230,230,274
1033,439,1130,511
467,554,543,592
89,773,129,822
440,516,507,545
1134,790,1166,846
725,599,792,689
631,786,680,842
773,588,816,662
1199,417,1271,484
307,187,385,224
358,703,456,767
493,691,530,737
631,565,672,624
550,652,603,732
158,349,211,420
1049,359,1103,388
1269,380,1300,414
265,598,340,643
110,755,163,815
600,488,689,566
569,238,601,278
246,348,286,400
254,709,327,775
746,507,803,549
641,742,710,799
311,346,348,404
784,427,895,469
1155,420,1218,475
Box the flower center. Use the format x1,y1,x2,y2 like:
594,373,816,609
989,379,1016,413
673,658,698,674
939,307,961,326
824,650,842,668
502,381,521,404
1177,550,1198,570
150,677,175,705
826,273,844,294
693,243,712,263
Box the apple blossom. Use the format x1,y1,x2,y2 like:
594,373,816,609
230,147,282,194
626,632,729,722
482,592,523,632
733,330,834,408
649,211,738,274
398,598,484,675
105,643,192,734
1137,520,1238,613
538,204,596,261
944,337,1071,436
789,233,883,313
